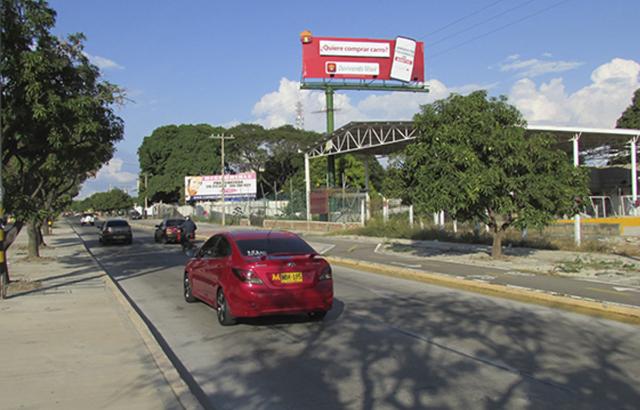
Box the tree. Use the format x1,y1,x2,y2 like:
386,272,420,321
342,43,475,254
138,124,223,203
2,0,124,258
406,91,589,258
89,189,133,213
617,88,640,129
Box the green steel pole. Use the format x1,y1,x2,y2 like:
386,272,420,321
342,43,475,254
325,87,335,187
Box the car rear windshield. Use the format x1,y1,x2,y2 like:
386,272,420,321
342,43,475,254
107,220,129,227
166,219,184,227
236,237,315,257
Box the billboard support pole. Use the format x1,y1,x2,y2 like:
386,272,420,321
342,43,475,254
305,153,311,222
325,87,335,188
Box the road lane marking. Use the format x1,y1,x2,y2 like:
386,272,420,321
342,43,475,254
613,287,640,293
390,261,421,268
585,287,632,297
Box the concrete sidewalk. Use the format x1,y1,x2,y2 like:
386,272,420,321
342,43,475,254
0,223,200,409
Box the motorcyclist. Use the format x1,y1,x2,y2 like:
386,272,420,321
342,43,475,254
181,216,197,249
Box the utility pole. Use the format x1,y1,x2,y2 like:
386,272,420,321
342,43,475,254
144,173,148,218
0,27,7,298
210,133,234,226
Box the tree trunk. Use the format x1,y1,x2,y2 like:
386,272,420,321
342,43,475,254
491,229,504,259
27,221,40,258
37,223,47,247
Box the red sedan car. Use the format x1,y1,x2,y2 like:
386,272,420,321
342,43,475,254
183,230,333,325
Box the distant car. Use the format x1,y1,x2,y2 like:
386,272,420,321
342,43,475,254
183,230,333,325
99,219,133,245
154,218,185,244
80,214,95,226
130,210,142,220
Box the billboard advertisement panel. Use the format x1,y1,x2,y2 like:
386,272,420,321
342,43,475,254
185,172,257,201
302,35,424,82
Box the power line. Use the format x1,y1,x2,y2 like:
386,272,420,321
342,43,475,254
429,0,572,60
423,0,508,38
429,0,537,47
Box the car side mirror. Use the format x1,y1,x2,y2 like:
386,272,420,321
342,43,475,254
155,224,160,228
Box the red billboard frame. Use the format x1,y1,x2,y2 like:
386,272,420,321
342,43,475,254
302,35,425,83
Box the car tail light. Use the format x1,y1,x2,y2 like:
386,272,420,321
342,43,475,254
319,266,332,281
232,268,263,285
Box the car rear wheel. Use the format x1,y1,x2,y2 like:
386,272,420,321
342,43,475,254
216,288,236,326
308,311,327,321
183,272,196,303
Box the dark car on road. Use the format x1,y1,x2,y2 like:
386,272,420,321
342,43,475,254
183,230,333,325
99,219,133,245
154,218,185,244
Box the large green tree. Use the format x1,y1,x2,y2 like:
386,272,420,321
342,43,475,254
2,0,124,258
89,189,133,213
405,91,589,258
138,124,223,203
617,88,640,129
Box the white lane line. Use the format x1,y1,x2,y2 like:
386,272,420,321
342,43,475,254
466,274,496,281
613,287,640,293
390,261,422,269
374,243,383,253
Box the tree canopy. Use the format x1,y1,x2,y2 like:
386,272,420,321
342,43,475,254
69,189,133,213
1,0,124,257
405,90,589,258
617,88,640,130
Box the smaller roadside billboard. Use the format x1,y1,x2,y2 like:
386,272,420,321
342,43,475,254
185,172,257,201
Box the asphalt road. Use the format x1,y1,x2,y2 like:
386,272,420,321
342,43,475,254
305,236,640,308
74,221,640,410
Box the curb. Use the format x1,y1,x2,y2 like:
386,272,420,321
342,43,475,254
327,256,640,325
68,222,205,410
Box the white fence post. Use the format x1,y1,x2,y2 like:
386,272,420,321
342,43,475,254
360,199,366,226
453,219,458,233
409,205,414,227
383,199,389,223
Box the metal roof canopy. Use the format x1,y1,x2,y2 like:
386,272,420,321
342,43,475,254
303,121,640,247
306,121,640,158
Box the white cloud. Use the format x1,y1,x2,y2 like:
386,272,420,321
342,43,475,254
252,78,365,131
509,58,640,127
251,58,639,133
499,55,583,78
84,52,124,70
251,78,497,130
79,157,138,198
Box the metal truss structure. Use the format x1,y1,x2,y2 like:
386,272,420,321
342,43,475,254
307,121,416,158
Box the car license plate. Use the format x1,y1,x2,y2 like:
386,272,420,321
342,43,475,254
276,272,303,284
114,235,124,239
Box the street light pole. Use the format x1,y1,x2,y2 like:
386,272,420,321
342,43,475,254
210,133,235,226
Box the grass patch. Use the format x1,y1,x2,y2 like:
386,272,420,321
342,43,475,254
336,216,622,255
555,257,639,274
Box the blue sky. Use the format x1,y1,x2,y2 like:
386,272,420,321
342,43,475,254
48,0,640,198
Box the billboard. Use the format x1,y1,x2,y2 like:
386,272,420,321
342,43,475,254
302,35,424,82
185,172,257,201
